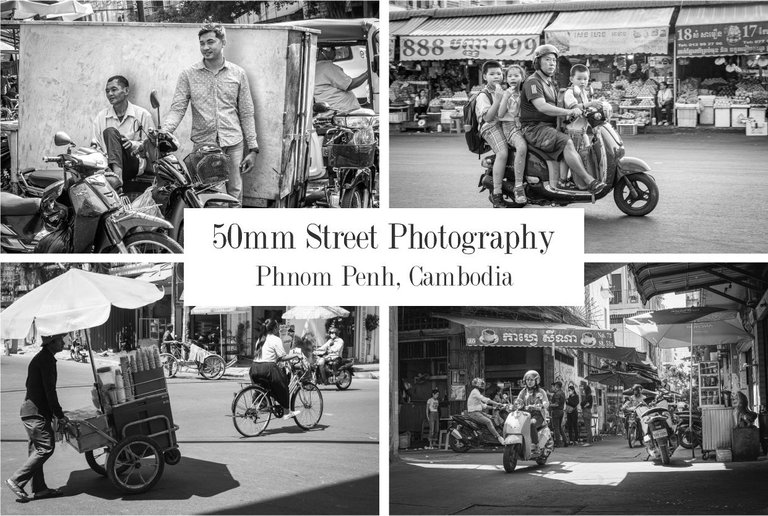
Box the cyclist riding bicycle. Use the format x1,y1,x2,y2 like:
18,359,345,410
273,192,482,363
249,319,301,420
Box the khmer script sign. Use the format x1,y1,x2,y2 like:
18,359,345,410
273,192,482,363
465,326,615,348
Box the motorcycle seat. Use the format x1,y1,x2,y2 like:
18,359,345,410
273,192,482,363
642,407,669,418
24,169,65,189
0,192,41,215
346,108,376,116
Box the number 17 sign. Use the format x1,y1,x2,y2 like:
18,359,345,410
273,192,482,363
400,35,539,61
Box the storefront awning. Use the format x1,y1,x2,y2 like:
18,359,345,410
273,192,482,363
676,4,768,57
391,16,429,36
400,12,552,61
545,8,673,56
190,306,250,315
433,314,615,348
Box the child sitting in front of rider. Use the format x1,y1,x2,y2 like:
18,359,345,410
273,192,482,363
559,64,592,189
497,64,529,205
475,60,510,209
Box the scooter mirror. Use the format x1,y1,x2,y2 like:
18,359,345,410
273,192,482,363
150,90,160,109
313,102,332,114
53,132,73,147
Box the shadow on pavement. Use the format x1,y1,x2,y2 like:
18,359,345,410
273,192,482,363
202,473,379,515
65,456,239,500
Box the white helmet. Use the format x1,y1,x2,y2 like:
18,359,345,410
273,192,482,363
523,370,540,386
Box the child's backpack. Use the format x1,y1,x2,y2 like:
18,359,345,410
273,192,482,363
463,90,493,155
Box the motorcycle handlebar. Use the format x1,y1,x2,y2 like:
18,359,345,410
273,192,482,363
42,156,61,163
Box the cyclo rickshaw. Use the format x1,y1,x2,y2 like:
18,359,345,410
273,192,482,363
159,340,232,380
0,268,181,494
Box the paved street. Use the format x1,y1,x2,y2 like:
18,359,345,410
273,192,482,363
389,130,768,253
1,353,379,515
390,436,768,515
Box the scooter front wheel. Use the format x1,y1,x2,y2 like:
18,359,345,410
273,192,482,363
503,443,520,473
613,172,659,216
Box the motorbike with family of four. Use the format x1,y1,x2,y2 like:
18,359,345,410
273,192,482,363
467,44,659,215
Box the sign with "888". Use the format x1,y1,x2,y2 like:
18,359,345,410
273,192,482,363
399,35,539,61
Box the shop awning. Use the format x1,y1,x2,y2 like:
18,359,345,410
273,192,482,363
400,11,552,61
391,16,429,36
676,4,768,57
433,314,615,348
545,8,673,56
190,306,250,315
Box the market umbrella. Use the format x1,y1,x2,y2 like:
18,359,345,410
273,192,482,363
282,306,350,320
625,307,752,457
1,268,164,409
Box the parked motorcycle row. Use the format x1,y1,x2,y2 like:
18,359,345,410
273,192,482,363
1,92,380,253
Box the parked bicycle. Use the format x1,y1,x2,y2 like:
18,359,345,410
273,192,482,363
159,340,230,380
231,349,323,437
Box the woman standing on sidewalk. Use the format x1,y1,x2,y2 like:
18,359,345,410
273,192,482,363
580,382,594,445
565,384,580,445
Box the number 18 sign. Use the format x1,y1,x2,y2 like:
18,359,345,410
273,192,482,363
400,35,539,61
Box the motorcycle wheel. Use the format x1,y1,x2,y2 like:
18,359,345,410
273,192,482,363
335,370,352,390
341,186,367,208
503,443,520,473
613,173,659,216
627,424,634,448
121,232,183,254
448,432,471,453
678,425,701,449
659,443,671,465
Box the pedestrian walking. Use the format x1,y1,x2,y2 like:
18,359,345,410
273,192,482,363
565,384,580,445
426,389,440,448
5,335,69,503
580,382,594,445
549,381,569,447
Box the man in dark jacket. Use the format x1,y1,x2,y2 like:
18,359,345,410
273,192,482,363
549,381,569,447
5,335,68,502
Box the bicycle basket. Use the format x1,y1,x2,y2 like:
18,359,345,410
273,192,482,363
327,144,375,169
183,145,231,185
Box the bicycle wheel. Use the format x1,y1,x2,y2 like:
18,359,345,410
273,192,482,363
159,353,179,378
200,355,226,380
232,385,272,437
291,382,323,430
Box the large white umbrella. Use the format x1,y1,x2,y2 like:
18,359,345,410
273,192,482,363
1,0,93,20
282,306,349,320
1,268,163,339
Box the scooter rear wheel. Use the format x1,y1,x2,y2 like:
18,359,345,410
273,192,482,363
448,432,471,453
335,370,352,390
659,443,671,465
503,443,520,473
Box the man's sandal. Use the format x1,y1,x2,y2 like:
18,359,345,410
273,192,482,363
5,479,30,502
587,179,606,193
32,488,64,500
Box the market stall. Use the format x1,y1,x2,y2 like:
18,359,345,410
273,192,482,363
545,7,675,133
674,3,768,134
391,11,552,132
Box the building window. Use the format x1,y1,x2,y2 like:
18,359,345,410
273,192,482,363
401,339,448,359
400,312,450,331
555,350,574,366
610,273,622,304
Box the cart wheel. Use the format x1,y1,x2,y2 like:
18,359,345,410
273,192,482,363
159,353,179,378
107,436,165,494
164,448,181,466
200,355,226,380
85,447,110,476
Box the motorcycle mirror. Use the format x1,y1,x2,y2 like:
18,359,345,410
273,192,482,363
54,132,73,147
313,102,332,114
150,90,160,109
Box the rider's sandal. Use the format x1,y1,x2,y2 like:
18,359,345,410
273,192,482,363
587,179,606,194
512,185,527,205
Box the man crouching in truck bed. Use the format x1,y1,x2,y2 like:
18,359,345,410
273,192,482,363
162,22,260,204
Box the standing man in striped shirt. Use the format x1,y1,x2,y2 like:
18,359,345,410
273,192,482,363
163,22,260,204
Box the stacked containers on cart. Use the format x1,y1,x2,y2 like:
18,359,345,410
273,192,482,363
698,95,715,125
714,97,732,127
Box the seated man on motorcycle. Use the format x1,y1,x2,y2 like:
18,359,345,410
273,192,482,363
520,45,605,194
249,319,300,420
314,326,344,384
315,46,370,113
467,378,505,445
515,370,550,452
621,384,647,441
91,75,154,190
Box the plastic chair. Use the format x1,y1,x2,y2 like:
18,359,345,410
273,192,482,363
449,116,463,134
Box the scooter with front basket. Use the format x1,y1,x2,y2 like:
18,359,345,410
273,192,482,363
478,100,659,216
501,399,555,472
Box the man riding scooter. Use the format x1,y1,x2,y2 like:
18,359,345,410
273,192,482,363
621,384,647,444
520,44,606,195
515,370,550,453
314,326,344,384
467,377,505,445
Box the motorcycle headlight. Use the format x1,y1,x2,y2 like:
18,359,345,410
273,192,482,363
333,116,373,130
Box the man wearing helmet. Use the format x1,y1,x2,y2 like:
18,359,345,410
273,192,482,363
520,44,605,194
467,378,505,445
515,370,550,451
621,384,646,441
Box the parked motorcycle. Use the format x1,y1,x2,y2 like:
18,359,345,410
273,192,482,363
478,101,659,216
311,351,354,390
502,401,554,472
675,410,702,449
636,396,679,465
305,103,378,208
448,407,509,452
134,91,240,245
70,338,88,363
1,131,182,253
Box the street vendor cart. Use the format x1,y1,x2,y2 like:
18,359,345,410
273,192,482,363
1,268,181,494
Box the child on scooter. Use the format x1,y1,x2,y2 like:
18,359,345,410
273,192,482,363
475,61,514,208
497,64,528,206
559,64,592,189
